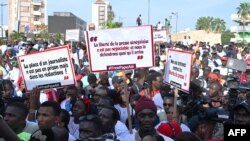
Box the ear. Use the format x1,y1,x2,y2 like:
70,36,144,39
54,116,61,125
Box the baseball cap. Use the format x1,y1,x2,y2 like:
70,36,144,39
112,76,123,84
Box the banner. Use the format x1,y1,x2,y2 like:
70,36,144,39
165,49,193,92
18,46,76,91
66,29,80,41
85,26,154,72
153,30,168,43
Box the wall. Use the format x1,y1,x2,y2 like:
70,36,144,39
172,30,221,45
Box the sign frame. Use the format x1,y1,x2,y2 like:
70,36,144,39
164,49,193,92
85,25,155,72
17,45,76,91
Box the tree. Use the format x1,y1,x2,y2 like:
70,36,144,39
212,18,226,33
104,10,123,29
236,2,250,41
9,31,23,41
196,17,226,33
221,30,234,45
52,33,63,44
37,30,51,41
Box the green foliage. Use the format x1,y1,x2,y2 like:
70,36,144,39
236,2,250,41
236,2,250,25
36,30,51,41
196,17,226,33
9,31,24,41
104,10,123,29
53,33,63,43
221,30,234,45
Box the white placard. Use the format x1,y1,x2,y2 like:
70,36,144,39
66,29,80,41
18,46,76,91
85,26,154,72
153,30,167,42
165,49,193,92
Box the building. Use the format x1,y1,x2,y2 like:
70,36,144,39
8,0,47,34
92,0,112,30
48,12,87,41
230,13,250,43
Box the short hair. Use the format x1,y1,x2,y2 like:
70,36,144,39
98,96,114,107
102,106,120,121
87,73,97,84
7,102,28,118
77,80,83,88
79,114,103,130
246,69,250,76
134,68,148,79
174,132,201,141
40,101,61,116
3,79,13,88
60,109,70,131
147,72,162,84
66,85,78,94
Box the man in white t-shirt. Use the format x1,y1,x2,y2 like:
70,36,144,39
71,46,83,68
156,21,162,31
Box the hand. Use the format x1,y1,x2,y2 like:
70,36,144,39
29,87,40,110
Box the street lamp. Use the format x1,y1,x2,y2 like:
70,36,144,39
171,12,178,33
1,3,7,38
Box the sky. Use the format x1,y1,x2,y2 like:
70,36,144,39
2,0,249,31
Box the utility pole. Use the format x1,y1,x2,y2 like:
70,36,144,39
148,0,150,24
171,12,178,33
1,3,7,38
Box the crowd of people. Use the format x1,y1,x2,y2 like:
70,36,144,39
0,37,250,141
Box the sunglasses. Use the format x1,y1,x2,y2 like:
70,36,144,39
79,114,97,121
163,103,173,107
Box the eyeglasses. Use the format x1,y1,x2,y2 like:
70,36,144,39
79,114,97,122
163,103,173,107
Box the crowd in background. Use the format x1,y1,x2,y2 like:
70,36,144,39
0,37,250,141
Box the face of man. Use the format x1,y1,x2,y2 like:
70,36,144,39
246,74,250,83
152,76,162,90
136,109,156,132
79,121,101,138
163,98,174,114
37,107,59,129
209,84,220,98
4,107,25,132
234,107,250,125
98,108,115,133
66,89,77,103
72,100,86,118
3,83,12,97
203,67,211,79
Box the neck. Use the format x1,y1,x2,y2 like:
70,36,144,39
15,122,26,134
152,86,158,92
137,78,144,85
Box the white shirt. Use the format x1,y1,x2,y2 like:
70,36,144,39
115,120,133,141
68,117,79,139
157,23,162,30
114,104,133,124
0,66,9,79
9,67,20,87
217,51,226,58
23,121,39,134
152,93,164,111
71,49,84,67
68,133,76,141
